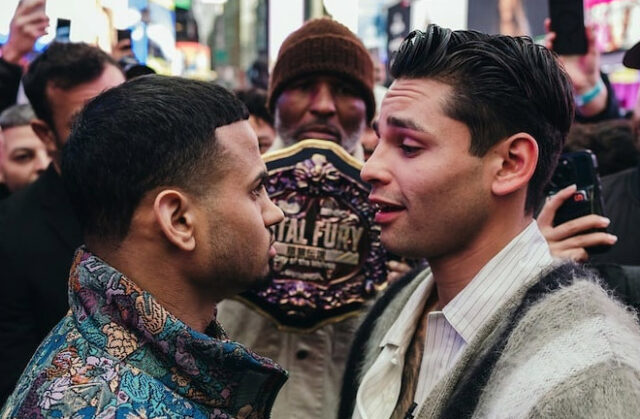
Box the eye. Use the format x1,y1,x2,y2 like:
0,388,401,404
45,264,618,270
12,152,34,163
251,183,267,198
398,139,422,157
333,84,359,97
399,144,418,153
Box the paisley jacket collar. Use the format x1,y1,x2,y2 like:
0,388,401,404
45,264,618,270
70,247,287,414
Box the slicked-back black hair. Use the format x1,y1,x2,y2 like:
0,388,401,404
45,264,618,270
23,42,120,129
391,25,574,212
62,75,249,241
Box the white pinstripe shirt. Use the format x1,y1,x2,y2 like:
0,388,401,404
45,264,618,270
354,221,554,419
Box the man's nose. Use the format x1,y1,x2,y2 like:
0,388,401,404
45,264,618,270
34,151,51,173
264,197,285,227
360,143,390,185
309,82,337,117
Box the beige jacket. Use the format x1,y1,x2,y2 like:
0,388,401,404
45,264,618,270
218,299,366,419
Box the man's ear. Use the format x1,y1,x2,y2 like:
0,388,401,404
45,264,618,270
490,133,538,197
31,119,57,156
153,189,197,251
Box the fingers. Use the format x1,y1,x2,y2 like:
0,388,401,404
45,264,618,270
17,0,46,15
544,32,556,51
584,24,598,55
20,12,49,26
550,230,617,251
115,39,132,50
537,184,576,228
537,183,618,263
24,24,48,40
545,214,611,242
548,231,617,262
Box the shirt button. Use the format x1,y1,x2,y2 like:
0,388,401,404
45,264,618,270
296,349,309,360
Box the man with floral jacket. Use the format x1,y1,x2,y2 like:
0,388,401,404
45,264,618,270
1,76,287,418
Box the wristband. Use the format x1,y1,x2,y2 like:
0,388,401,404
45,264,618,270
574,78,604,107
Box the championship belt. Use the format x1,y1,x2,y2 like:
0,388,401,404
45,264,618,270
234,140,388,332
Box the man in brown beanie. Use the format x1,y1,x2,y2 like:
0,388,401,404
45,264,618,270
217,17,376,418
267,17,375,159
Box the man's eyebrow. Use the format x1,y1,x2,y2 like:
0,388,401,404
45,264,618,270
386,116,428,133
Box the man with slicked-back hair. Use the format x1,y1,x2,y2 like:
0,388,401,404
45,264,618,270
339,25,640,419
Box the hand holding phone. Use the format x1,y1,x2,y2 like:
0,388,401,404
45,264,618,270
538,150,617,260
112,29,134,61
2,0,48,63
117,29,132,45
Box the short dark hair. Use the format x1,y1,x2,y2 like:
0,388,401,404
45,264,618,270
565,120,639,176
23,42,120,128
62,75,249,241
391,25,574,212
235,88,273,125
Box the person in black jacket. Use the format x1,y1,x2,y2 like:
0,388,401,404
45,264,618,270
0,42,124,405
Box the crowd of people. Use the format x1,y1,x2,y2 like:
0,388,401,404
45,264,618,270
0,1,639,417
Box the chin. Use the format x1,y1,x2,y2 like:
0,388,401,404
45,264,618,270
246,261,275,291
381,236,424,259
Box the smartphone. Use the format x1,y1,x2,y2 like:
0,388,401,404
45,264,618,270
55,18,70,42
116,29,132,51
546,150,610,254
117,29,131,43
548,0,588,55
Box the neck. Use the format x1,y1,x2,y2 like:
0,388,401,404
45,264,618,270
89,240,216,333
430,213,533,308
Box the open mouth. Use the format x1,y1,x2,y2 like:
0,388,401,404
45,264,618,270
375,202,405,213
371,198,405,224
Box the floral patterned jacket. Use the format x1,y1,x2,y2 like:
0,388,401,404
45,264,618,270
1,248,288,418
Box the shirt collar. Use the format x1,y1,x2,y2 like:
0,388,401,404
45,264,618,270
442,221,553,343
379,268,434,348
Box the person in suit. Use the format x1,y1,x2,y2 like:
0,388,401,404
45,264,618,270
0,41,124,404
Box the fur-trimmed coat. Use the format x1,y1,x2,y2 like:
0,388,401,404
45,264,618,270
339,263,640,419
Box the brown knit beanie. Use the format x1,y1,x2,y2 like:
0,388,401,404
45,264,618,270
268,18,375,123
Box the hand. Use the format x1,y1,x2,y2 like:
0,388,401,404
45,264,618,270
537,184,617,262
544,18,600,93
111,39,134,62
386,260,412,284
2,0,49,65
544,18,607,117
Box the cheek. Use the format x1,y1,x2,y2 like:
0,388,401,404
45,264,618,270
336,99,366,135
276,92,308,128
